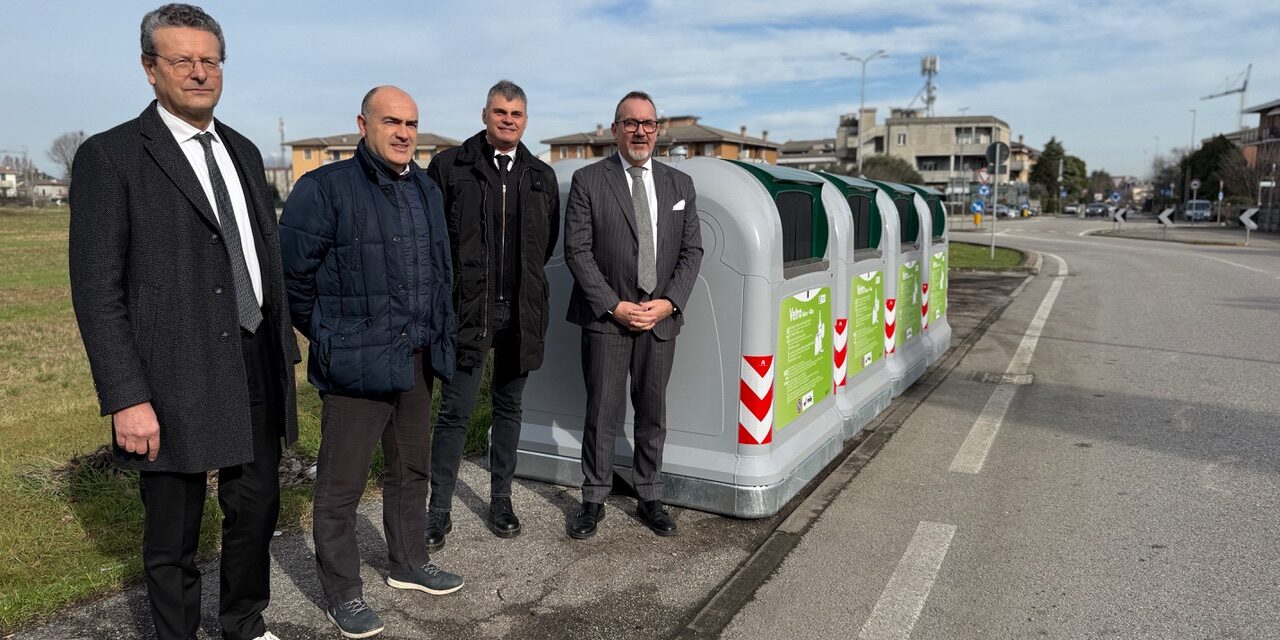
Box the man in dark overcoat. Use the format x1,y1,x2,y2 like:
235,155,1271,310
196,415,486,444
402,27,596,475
68,4,298,639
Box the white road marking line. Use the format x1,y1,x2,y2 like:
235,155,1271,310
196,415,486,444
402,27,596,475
950,253,1068,474
858,521,957,640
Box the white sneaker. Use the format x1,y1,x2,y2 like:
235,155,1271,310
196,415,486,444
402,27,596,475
253,632,281,640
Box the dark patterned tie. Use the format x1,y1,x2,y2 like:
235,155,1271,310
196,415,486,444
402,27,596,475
626,165,657,293
195,132,262,333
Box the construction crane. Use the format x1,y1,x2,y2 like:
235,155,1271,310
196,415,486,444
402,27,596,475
1201,63,1251,131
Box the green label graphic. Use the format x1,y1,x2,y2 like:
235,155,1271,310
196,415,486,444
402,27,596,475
850,271,884,375
930,249,948,322
776,287,832,429
897,260,922,347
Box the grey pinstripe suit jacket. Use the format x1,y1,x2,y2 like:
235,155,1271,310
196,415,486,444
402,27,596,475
564,155,703,340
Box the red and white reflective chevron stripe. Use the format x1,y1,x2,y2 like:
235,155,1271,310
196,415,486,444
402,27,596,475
921,282,930,330
833,318,848,389
738,355,774,445
884,298,897,355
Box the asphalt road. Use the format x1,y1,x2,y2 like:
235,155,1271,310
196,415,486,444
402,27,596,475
722,216,1280,639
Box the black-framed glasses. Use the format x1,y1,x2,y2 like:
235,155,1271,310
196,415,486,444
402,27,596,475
617,119,659,134
148,53,223,76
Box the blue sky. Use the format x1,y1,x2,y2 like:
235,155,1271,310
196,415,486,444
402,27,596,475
2,1,1277,178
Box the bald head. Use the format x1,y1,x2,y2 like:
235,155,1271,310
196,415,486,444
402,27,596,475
357,85,419,173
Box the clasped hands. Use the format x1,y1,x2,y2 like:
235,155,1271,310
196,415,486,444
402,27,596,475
613,299,673,332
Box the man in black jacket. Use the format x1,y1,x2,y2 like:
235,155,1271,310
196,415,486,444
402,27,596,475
424,80,560,551
68,5,298,639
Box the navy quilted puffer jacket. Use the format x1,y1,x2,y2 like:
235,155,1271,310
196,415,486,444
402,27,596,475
280,140,455,397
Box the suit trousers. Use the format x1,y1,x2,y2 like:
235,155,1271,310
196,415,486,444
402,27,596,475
138,310,284,640
312,351,434,606
430,301,528,512
579,326,677,504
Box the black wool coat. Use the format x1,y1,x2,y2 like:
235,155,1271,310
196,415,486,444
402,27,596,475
69,101,300,473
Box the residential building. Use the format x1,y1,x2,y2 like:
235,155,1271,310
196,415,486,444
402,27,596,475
264,165,290,201
777,138,838,170
286,132,461,185
541,116,780,163
32,179,68,202
779,108,1016,196
1241,98,1280,167
0,166,18,198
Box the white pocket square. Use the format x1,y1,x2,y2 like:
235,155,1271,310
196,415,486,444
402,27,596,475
673,199,686,211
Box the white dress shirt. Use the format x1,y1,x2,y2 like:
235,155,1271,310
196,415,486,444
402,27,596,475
619,154,659,257
156,103,263,306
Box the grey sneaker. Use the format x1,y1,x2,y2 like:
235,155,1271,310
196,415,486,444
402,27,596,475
386,562,465,595
325,597,384,638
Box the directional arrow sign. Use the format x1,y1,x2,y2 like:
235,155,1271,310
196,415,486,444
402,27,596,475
978,184,990,197
971,200,985,214
1112,207,1126,223
1241,207,1259,231
1157,207,1174,226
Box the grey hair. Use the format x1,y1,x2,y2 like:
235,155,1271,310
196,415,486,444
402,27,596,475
486,80,527,107
141,4,225,60
614,91,656,122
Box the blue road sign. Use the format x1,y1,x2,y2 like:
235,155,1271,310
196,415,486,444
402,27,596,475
971,200,985,214
978,184,991,197
1110,191,1121,203
1059,188,1068,198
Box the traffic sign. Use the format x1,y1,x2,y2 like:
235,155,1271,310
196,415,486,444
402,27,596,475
978,184,990,197
1110,191,1121,203
1111,207,1126,223
986,142,1011,165
1240,207,1259,231
971,200,985,214
1190,179,1202,191
1059,188,1068,198
1157,207,1174,226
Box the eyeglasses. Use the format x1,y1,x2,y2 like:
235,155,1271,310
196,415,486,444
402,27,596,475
149,53,223,76
617,119,659,134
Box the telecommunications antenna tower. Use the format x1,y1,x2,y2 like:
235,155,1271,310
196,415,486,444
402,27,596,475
1201,63,1251,131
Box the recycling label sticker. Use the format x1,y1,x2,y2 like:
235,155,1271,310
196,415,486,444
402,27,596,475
930,248,948,322
776,287,832,429
850,271,884,375
897,260,922,346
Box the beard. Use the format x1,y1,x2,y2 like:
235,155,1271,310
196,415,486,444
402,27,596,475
620,139,653,164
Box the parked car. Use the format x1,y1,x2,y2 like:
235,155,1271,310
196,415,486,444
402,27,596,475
1064,203,1081,215
1085,203,1109,217
993,204,1012,218
1183,199,1212,222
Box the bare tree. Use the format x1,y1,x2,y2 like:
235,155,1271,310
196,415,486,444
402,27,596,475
47,130,86,180
1220,144,1280,207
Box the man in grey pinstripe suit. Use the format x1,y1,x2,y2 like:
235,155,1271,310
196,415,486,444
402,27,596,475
563,91,704,539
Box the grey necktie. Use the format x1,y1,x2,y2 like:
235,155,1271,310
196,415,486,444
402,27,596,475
626,165,657,293
195,132,262,333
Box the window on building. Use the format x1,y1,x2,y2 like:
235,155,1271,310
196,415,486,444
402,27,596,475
704,143,715,157
330,150,341,161
955,128,972,145
414,151,421,160
575,145,584,159
976,127,993,144
896,133,907,146
304,149,312,160
559,146,567,160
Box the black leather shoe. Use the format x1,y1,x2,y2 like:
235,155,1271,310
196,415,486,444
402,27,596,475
638,500,677,536
568,502,605,540
425,510,452,553
488,496,522,538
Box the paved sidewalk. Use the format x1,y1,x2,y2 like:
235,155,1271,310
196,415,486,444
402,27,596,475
12,269,1031,640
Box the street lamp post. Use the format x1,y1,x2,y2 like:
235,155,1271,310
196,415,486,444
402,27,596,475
841,49,888,176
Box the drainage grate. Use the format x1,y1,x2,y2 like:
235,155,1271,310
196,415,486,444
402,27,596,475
971,372,1035,385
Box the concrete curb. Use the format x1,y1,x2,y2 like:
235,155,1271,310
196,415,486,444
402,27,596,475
1084,228,1246,247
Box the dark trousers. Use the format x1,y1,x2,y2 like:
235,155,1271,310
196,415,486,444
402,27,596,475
579,327,677,504
312,351,434,606
430,301,528,512
139,315,284,640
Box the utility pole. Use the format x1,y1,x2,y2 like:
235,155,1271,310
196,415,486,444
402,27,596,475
841,49,888,176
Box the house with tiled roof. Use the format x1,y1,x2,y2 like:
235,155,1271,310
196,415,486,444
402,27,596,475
541,116,780,164
286,132,461,187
